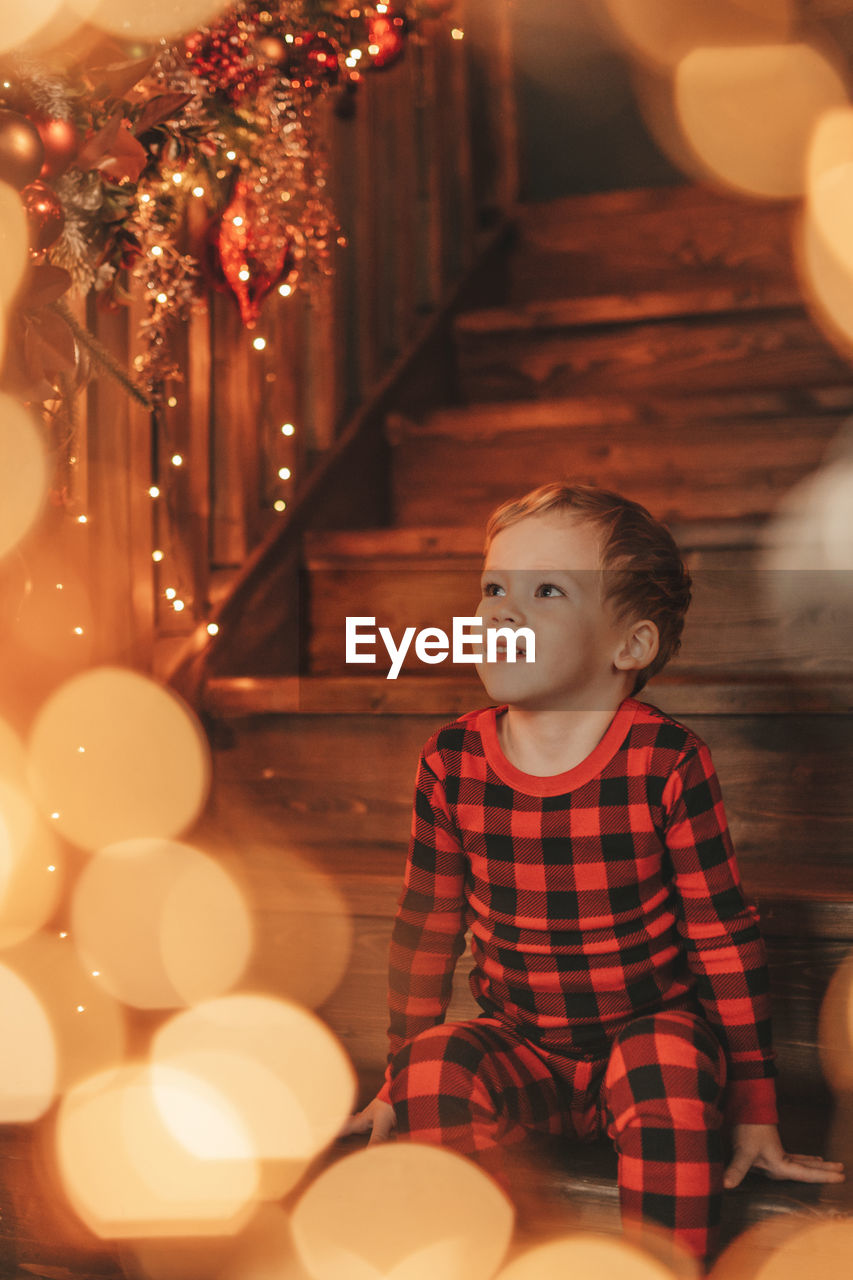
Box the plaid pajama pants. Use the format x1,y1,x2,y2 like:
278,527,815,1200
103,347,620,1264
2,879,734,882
387,1009,727,1261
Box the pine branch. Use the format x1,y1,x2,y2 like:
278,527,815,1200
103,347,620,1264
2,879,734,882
48,300,154,410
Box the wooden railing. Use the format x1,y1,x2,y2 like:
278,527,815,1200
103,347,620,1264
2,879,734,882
68,1,518,684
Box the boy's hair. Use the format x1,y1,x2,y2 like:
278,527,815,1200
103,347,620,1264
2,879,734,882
484,482,692,693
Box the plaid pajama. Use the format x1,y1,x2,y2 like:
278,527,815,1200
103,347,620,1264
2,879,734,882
379,697,777,1256
388,1008,727,1259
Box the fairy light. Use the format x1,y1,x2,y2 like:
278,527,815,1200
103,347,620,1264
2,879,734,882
279,283,293,297
226,149,237,160
281,423,295,435
165,588,177,600
152,550,164,562
167,396,178,408
73,627,84,636
238,268,250,281
278,467,291,480
232,215,244,227
92,971,100,977
452,29,465,41
77,515,88,524
368,43,379,55
173,599,185,613
274,500,287,512
56,583,63,590
207,623,219,636
76,1005,84,1013
253,337,267,351
171,453,183,467
140,193,151,204
47,864,56,873
59,931,67,938
51,813,59,821
192,186,205,197
285,33,295,43
377,3,387,11
150,245,163,257
172,172,183,185
156,292,168,304
149,486,160,498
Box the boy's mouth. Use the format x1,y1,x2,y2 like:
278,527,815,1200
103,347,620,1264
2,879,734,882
491,636,527,661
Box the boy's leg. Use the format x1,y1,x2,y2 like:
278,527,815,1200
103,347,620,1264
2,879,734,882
388,1018,588,1185
602,1010,727,1263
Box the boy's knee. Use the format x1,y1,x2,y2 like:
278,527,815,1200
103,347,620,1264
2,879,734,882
605,1011,726,1123
388,1022,492,1100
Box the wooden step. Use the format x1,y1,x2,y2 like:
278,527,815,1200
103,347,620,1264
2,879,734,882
453,303,850,403
508,185,799,303
386,399,851,526
301,532,852,677
203,693,853,860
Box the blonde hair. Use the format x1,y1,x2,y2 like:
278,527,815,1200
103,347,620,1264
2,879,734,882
485,483,692,693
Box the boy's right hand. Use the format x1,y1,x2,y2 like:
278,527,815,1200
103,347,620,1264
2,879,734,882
338,1097,397,1145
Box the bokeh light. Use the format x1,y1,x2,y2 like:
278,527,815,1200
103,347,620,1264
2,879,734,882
291,1143,514,1280
73,0,234,41
152,993,356,1196
0,960,57,1120
0,0,65,51
126,1205,312,1280
818,948,853,1091
710,1219,853,1280
4,931,125,1093
601,0,793,71
27,666,211,849
56,1062,259,1239
70,838,252,1008
799,108,853,350
0,183,28,304
0,394,48,562
495,1234,676,1280
0,778,64,948
675,44,848,197
0,718,26,786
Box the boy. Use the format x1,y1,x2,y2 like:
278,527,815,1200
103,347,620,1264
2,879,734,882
342,483,843,1260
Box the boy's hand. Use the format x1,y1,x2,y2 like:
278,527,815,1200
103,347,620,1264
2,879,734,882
338,1097,397,1145
724,1123,845,1189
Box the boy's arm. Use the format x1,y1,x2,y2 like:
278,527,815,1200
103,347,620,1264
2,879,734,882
375,748,468,1104
663,742,777,1126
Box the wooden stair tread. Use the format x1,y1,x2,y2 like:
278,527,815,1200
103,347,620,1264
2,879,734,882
511,184,794,235
203,673,853,718
388,387,853,439
454,283,804,337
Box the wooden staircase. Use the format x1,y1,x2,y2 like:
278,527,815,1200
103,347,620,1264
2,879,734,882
14,184,852,1275
188,185,853,1259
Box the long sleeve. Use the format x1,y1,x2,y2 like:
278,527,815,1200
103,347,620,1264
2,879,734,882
377,749,469,1103
663,743,778,1125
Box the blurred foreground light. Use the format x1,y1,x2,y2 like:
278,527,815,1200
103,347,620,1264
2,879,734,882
291,1143,514,1280
71,838,252,1008
0,0,65,55
69,0,232,40
819,948,853,1091
0,960,56,1120
675,44,848,198
4,932,126,1092
800,109,853,352
152,993,356,1196
496,1234,676,1280
126,1204,311,1280
602,0,793,71
0,719,26,788
0,182,28,303
0,779,64,948
56,1062,259,1239
27,667,211,849
710,1218,853,1280
0,395,48,561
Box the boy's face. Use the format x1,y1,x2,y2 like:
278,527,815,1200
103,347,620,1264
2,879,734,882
474,512,633,711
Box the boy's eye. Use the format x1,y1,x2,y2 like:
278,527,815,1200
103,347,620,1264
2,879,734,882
535,583,564,598
481,581,504,597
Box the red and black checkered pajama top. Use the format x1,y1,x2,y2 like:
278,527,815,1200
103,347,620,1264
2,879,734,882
379,696,777,1124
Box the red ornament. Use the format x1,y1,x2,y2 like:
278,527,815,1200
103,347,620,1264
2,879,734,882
217,179,294,327
21,180,65,251
367,9,408,71
185,19,264,102
286,33,341,90
0,109,45,190
36,117,78,181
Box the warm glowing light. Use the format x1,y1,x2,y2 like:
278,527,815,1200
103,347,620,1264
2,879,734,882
173,600,185,612
232,216,244,227
56,1062,258,1239
140,193,151,204
129,1204,302,1280
151,245,163,257
167,396,178,408
799,109,853,351
156,292,168,304
165,588,177,600
149,486,160,498
171,453,183,466
226,150,237,160
238,268,251,281
0,184,29,305
281,422,295,435
206,623,219,636
172,172,183,185
192,186,205,197
70,838,251,1008
0,396,48,560
601,0,794,71
27,667,211,850
277,467,291,480
0,720,26,789
451,28,464,39
278,283,293,297
152,550,164,562
0,962,56,1119
4,932,126,1093
711,1218,853,1280
674,44,848,198
77,514,88,523
153,994,356,1197
274,501,287,513
73,0,235,40
0,0,66,54
819,949,853,1089
0,780,64,948
292,1144,514,1280
73,626,84,636
496,1235,678,1280
252,337,267,351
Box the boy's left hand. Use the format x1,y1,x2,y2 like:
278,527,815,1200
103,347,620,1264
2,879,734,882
724,1123,845,1189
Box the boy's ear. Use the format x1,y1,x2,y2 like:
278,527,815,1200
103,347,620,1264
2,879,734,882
613,619,660,673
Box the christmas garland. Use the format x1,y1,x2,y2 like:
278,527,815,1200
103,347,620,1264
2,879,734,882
0,1,456,412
